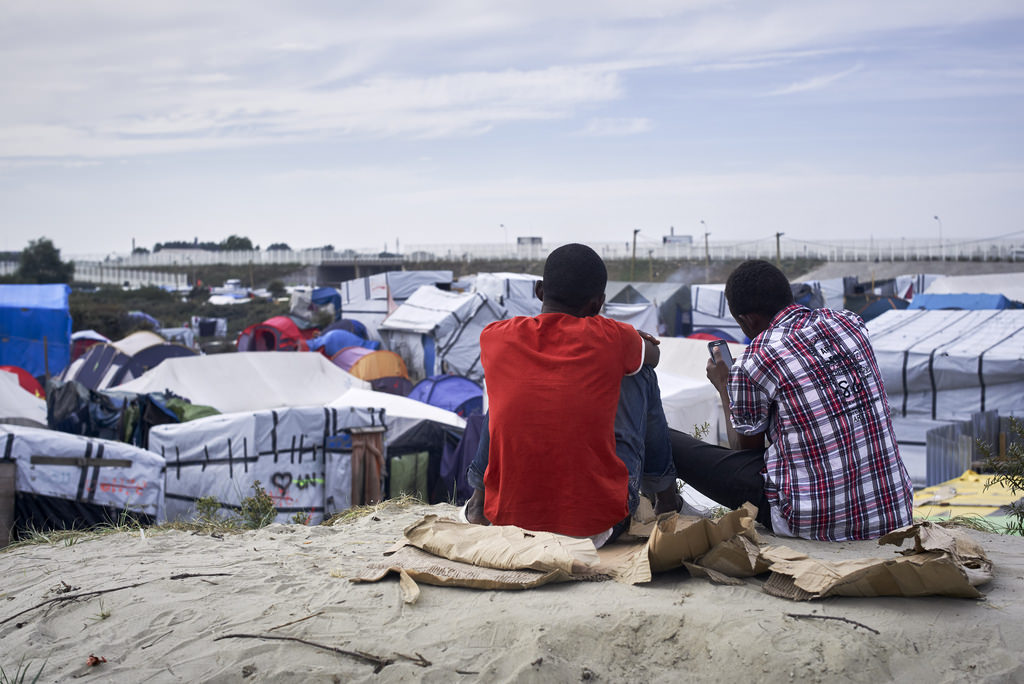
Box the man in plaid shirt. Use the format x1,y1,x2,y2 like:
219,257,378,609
671,260,913,541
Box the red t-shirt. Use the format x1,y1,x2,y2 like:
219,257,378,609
480,313,643,536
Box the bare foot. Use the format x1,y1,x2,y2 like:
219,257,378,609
465,489,490,525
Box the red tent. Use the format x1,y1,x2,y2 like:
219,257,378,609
0,365,46,398
236,316,318,352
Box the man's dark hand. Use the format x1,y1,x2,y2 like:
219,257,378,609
706,346,730,391
637,330,660,345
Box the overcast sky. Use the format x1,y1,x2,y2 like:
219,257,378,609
1,1,1022,256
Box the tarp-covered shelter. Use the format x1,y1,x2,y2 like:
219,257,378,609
471,273,541,318
0,284,71,379
379,286,505,383
330,347,408,383
1,365,45,398
61,336,198,391
408,374,483,418
309,329,379,357
71,329,110,361
867,309,1024,421
236,315,318,352
0,371,47,427
908,293,1018,310
115,352,368,414
149,405,385,524
845,295,909,322
339,270,453,338
607,281,692,337
323,318,369,339
2,424,165,536
690,284,744,343
925,273,1024,302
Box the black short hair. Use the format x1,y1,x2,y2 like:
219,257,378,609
542,243,607,309
725,260,794,318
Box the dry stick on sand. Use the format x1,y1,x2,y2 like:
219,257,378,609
0,574,232,627
785,613,880,635
214,634,395,673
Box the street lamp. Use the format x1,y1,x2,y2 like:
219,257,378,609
775,232,785,267
631,229,641,280
933,215,944,261
701,220,710,282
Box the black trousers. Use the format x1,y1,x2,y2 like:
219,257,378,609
668,429,773,530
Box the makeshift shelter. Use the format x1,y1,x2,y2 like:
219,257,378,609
330,347,408,383
0,371,46,427
323,318,369,339
471,273,541,318
1,424,165,536
379,286,506,383
149,405,385,524
190,316,228,338
606,281,692,337
407,374,484,418
309,329,379,357
236,315,318,352
0,284,71,379
908,293,1018,310
845,295,909,322
60,337,197,391
339,270,453,338
867,309,1024,421
925,273,1024,302
690,284,745,343
1,365,45,398
115,352,369,414
70,330,110,361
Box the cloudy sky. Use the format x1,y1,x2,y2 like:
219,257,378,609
1,1,1022,256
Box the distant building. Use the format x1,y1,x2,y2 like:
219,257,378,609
662,227,693,245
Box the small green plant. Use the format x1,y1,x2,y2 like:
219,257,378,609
195,496,222,522
289,511,311,526
0,658,45,684
692,421,711,441
980,417,1024,535
90,598,111,622
239,480,277,529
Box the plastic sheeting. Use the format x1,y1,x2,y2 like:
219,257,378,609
1,424,166,530
0,283,71,378
114,352,369,413
339,270,453,337
925,273,1024,302
655,337,746,443
380,286,506,383
0,371,46,426
471,273,541,318
329,387,465,443
149,405,383,524
603,302,659,334
868,309,1024,421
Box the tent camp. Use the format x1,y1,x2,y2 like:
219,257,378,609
867,309,1024,422
908,293,1019,310
407,374,483,418
308,329,379,356
236,315,318,352
1,424,166,536
329,347,408,383
339,270,453,338
149,405,385,524
115,352,369,414
70,329,110,362
606,281,691,337
689,284,743,342
0,284,71,379
379,286,506,383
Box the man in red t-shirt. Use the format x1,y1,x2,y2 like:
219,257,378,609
466,243,678,541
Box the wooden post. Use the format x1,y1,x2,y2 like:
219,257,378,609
0,459,15,548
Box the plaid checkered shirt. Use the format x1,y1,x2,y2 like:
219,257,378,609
728,304,913,540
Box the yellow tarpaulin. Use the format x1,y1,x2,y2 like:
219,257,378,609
914,470,1019,519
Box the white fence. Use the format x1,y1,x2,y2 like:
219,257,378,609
73,262,189,290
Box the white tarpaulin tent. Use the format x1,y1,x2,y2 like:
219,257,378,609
329,387,465,442
867,309,1024,421
655,337,746,443
471,273,541,318
150,405,383,524
924,273,1024,302
115,352,369,413
604,302,659,334
339,270,453,338
379,286,506,383
690,284,745,342
0,372,46,426
1,424,166,526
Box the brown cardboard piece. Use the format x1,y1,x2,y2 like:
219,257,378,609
761,521,993,600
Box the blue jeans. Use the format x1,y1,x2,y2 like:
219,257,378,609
466,365,677,515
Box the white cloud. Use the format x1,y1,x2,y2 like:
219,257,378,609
578,117,653,136
767,63,865,96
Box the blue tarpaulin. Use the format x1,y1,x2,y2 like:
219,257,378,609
909,293,1018,310
0,284,71,378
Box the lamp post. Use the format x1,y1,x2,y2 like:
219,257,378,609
631,229,641,280
933,215,943,261
701,221,710,283
775,231,785,267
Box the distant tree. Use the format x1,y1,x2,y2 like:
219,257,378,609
267,243,292,251
132,246,150,254
267,280,287,298
17,238,74,284
220,235,255,251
